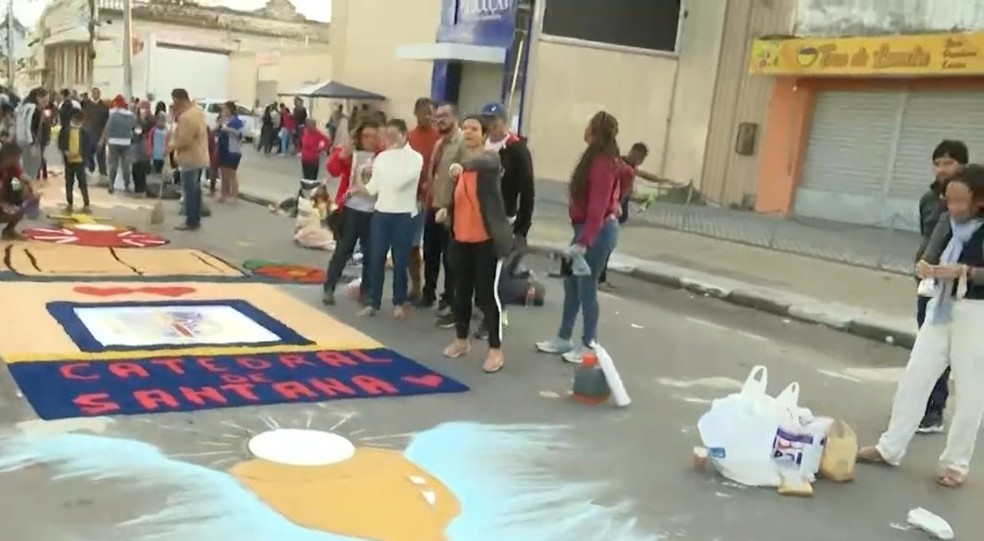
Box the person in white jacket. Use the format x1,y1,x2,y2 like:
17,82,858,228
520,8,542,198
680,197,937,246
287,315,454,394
350,118,423,319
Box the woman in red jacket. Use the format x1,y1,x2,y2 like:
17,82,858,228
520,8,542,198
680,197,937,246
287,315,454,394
535,111,621,364
321,120,381,306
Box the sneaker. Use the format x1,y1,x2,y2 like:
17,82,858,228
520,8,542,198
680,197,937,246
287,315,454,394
917,412,945,434
79,205,91,214
437,299,451,315
357,306,377,318
435,313,455,329
321,290,336,306
535,337,575,354
561,342,598,364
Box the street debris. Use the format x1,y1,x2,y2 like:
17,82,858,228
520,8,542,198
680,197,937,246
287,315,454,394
907,508,954,539
694,365,857,496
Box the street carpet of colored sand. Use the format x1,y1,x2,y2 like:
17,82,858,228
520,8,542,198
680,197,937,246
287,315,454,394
0,281,467,419
8,349,469,420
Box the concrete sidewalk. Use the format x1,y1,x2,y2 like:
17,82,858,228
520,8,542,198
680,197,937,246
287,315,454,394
529,220,916,348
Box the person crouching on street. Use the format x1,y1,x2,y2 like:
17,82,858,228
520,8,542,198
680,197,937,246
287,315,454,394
0,143,37,239
859,164,984,488
349,119,423,319
57,109,92,213
438,115,514,374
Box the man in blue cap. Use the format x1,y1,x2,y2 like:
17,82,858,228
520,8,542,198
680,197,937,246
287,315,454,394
479,102,534,239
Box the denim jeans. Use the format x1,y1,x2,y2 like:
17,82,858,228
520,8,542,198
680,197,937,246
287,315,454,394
368,211,415,310
916,295,950,416
324,207,373,293
558,217,619,346
180,168,203,228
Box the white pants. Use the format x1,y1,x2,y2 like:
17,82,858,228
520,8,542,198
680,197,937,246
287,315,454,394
877,299,984,475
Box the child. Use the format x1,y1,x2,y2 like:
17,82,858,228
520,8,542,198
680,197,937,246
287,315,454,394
57,109,91,213
0,143,36,239
914,139,968,434
147,113,168,174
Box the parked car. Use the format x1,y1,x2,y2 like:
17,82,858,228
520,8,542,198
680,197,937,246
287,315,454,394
196,99,258,142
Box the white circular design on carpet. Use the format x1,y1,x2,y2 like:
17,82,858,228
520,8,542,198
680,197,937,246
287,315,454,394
73,223,119,232
247,429,355,466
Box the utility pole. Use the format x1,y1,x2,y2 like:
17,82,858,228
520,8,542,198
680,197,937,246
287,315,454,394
122,0,133,100
87,0,97,89
6,0,14,88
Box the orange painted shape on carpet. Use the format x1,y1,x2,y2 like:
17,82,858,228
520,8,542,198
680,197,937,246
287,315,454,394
73,286,197,298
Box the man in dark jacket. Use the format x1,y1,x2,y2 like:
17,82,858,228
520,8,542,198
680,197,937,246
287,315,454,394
82,87,109,179
480,102,534,239
914,139,967,434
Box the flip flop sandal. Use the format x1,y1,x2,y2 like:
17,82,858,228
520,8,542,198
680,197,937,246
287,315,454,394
443,344,470,359
857,446,888,464
483,358,504,374
937,469,966,488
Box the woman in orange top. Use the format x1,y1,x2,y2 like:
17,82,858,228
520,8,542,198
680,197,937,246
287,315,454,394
436,115,515,373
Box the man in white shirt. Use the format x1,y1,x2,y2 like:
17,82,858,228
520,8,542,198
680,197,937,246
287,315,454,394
352,118,424,319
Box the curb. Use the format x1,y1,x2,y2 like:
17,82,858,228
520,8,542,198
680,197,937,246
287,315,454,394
238,190,279,208
526,242,916,350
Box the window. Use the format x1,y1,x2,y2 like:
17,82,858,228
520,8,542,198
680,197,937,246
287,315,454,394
207,103,222,114
542,0,682,53
236,105,251,116
73,45,89,85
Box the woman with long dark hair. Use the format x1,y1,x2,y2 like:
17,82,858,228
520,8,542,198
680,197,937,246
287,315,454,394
321,120,381,306
535,111,621,364
439,115,514,373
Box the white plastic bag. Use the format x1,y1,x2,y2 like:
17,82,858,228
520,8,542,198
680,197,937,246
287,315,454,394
697,366,783,487
771,382,831,482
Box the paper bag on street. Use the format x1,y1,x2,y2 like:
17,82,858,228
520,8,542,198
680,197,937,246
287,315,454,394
819,418,857,482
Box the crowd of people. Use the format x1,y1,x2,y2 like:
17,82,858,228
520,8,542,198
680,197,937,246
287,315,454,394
314,96,655,375
0,85,248,231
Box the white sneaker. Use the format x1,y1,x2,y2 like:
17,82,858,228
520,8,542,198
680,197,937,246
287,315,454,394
562,342,598,364
535,337,574,354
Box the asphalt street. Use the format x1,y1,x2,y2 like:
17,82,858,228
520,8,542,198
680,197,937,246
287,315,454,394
0,182,978,541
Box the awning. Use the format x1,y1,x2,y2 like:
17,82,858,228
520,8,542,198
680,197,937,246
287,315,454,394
279,80,386,101
396,42,506,64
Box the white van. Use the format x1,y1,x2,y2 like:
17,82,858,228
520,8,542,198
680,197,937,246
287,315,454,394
195,99,259,142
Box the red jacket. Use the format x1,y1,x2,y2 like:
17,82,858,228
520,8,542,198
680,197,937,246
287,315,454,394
569,154,620,247
327,146,384,207
299,127,330,163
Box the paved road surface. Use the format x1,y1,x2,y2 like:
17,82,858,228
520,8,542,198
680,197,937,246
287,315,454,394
0,186,977,540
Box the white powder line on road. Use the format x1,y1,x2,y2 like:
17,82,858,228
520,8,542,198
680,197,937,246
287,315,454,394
685,317,772,343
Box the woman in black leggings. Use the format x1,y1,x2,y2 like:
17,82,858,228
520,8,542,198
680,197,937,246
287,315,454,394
438,115,515,373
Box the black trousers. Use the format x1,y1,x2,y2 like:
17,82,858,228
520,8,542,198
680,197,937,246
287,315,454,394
64,162,90,207
301,160,320,180
324,208,373,292
132,161,148,193
152,159,164,174
450,240,503,348
916,295,951,416
422,208,454,305
85,133,106,175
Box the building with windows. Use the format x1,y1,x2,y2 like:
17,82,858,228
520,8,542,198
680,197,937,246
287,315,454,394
36,0,329,100
331,0,786,189
751,0,984,232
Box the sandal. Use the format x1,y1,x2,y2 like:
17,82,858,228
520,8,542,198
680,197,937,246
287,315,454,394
443,341,470,358
937,468,966,488
857,446,888,464
483,350,504,374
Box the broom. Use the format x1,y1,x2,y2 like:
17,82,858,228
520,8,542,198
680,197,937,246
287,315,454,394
149,159,167,226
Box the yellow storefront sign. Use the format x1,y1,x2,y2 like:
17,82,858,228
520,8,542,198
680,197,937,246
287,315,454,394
749,33,984,76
